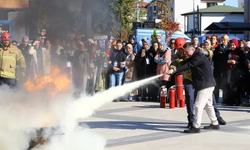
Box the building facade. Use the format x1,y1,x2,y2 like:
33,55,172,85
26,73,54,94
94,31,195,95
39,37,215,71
181,5,244,38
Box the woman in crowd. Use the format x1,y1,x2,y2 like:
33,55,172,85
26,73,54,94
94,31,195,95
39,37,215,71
51,39,66,69
225,39,246,106
43,40,51,76
97,39,105,51
169,39,176,61
134,39,152,101
213,34,231,103
147,42,159,101
239,40,246,51
86,39,94,50
67,41,82,89
211,35,218,50
28,38,51,80
86,44,99,95
95,42,109,92
123,44,136,101
154,42,171,89
128,35,138,54
79,42,89,93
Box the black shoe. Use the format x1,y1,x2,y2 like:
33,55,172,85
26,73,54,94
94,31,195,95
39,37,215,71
186,123,193,128
217,117,226,125
183,127,201,133
203,124,220,130
112,100,119,102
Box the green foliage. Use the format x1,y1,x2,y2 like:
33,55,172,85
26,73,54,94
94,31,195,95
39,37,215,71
151,28,158,45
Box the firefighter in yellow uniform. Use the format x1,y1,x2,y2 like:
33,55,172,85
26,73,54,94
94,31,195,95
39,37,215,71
0,32,26,87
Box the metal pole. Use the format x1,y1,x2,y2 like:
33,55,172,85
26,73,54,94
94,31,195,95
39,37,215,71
193,0,195,37
137,2,140,22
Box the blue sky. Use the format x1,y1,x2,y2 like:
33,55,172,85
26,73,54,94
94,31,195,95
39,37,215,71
143,0,239,7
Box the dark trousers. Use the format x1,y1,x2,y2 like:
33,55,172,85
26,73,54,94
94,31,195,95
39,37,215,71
185,79,221,125
0,77,16,88
184,79,196,125
214,72,228,102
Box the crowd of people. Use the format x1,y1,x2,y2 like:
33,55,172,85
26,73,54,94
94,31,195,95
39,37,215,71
3,30,250,133
1,31,250,107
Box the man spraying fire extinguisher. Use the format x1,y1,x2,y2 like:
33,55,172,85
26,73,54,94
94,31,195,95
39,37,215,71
167,41,225,133
0,32,26,87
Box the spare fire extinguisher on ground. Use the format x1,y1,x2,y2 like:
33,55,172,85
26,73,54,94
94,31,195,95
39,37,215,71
175,74,185,108
168,86,176,109
160,86,167,108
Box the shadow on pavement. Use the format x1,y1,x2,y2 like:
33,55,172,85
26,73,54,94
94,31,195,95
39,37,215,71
80,121,186,133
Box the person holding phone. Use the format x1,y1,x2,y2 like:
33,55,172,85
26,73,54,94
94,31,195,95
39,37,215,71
108,41,127,101
134,39,152,101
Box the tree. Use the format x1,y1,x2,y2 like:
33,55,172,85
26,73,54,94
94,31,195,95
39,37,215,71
107,0,147,41
156,0,180,41
151,28,158,45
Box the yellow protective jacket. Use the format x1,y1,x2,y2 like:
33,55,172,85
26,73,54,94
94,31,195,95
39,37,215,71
170,53,192,81
0,43,26,79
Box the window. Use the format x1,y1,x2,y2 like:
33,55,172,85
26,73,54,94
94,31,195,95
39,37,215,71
154,5,157,14
154,5,157,11
207,2,217,8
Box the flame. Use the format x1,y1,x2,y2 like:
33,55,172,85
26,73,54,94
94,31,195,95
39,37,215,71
24,66,71,97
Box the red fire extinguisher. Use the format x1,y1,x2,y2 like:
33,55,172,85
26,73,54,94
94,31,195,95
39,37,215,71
168,86,175,109
160,86,167,108
175,74,185,108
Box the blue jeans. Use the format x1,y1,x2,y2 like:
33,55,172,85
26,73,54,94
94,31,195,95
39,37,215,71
109,72,124,87
0,77,16,88
213,94,221,118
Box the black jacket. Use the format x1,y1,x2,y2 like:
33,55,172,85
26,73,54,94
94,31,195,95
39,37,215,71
18,44,32,73
177,49,216,91
109,49,127,73
134,50,154,80
213,44,230,76
225,49,246,82
147,47,158,76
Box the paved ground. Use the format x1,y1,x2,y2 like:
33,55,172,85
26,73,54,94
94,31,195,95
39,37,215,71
81,102,250,150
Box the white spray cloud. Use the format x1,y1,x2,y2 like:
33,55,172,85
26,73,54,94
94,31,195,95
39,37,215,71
0,74,162,150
